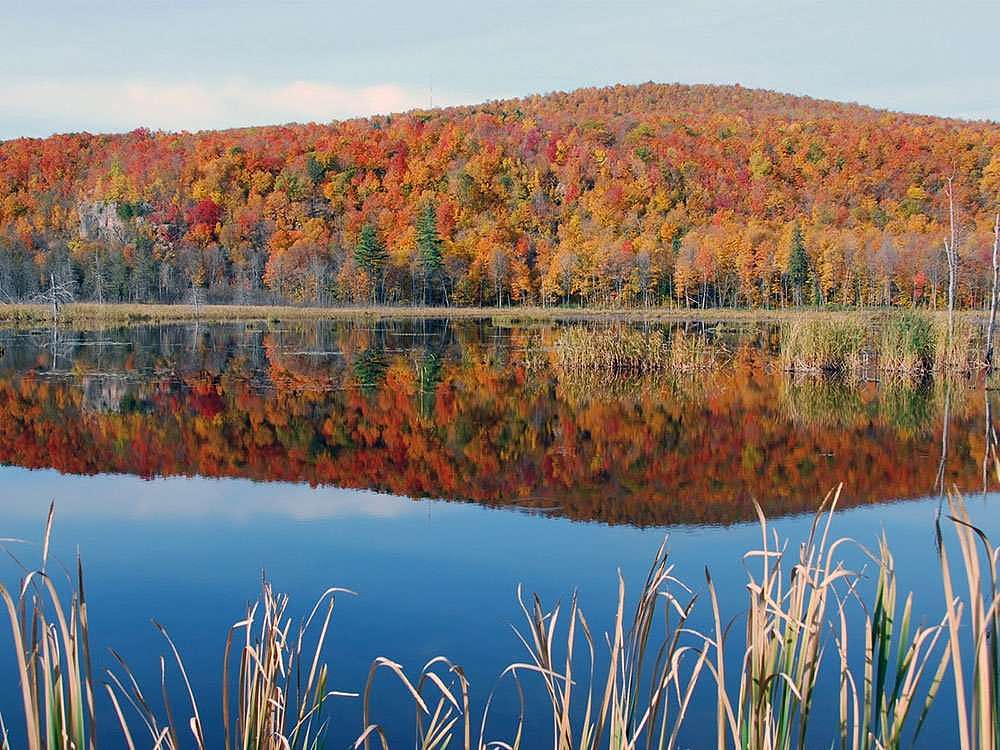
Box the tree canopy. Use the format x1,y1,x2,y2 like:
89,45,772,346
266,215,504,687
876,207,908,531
2,82,1000,308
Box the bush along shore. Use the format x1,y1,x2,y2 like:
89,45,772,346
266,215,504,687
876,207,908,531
1,491,997,750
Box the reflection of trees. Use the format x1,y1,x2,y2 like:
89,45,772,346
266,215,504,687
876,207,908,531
353,346,388,394
983,390,997,493
0,320,994,527
416,350,442,417
879,378,936,437
780,376,871,429
780,374,966,441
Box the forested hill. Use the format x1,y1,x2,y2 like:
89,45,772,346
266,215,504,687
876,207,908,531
2,82,999,308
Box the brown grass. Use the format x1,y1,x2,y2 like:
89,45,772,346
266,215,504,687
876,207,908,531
0,302,991,329
781,311,990,375
552,325,724,374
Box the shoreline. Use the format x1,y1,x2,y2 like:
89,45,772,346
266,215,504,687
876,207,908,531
0,302,991,327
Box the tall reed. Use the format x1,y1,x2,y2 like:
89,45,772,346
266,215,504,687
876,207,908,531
937,494,1000,750
0,504,97,750
933,316,981,374
106,582,359,750
879,312,936,375
500,541,707,750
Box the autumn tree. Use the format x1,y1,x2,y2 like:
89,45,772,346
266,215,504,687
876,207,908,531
2,83,1000,309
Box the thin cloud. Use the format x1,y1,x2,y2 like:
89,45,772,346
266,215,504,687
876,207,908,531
0,77,456,137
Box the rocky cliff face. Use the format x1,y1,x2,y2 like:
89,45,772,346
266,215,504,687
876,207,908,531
78,201,129,243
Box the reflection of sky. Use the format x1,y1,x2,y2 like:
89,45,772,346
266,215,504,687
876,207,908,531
1,465,996,746
0,467,419,521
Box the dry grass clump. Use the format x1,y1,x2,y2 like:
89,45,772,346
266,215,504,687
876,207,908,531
932,317,982,373
779,317,869,373
2,494,998,749
781,312,988,376
669,328,724,372
552,326,671,373
936,494,1000,750
879,312,936,375
106,582,356,750
552,325,722,374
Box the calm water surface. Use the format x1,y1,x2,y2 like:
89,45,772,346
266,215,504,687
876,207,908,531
0,319,995,747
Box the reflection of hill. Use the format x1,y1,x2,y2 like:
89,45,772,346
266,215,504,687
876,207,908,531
0,322,988,526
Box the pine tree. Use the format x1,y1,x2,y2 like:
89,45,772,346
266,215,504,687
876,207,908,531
355,222,387,303
787,225,810,306
416,203,443,304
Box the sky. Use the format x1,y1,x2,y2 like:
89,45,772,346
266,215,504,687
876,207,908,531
2,0,998,140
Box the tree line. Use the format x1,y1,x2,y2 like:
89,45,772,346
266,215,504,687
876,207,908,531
2,82,999,308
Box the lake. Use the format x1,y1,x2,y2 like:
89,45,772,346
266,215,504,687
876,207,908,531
0,318,996,748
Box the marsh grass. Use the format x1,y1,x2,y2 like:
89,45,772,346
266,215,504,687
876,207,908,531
0,303,945,328
933,317,982,374
552,326,723,374
779,317,869,373
552,326,671,373
3,495,998,749
781,312,990,376
879,312,936,375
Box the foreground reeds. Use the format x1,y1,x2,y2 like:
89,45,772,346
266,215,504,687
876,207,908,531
2,493,997,749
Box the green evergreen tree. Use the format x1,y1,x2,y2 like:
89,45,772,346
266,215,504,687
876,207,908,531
416,203,444,304
354,222,387,303
787,225,810,306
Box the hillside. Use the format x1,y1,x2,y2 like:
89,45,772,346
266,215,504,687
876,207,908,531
1,82,999,308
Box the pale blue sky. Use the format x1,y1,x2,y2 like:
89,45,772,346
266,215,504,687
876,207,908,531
2,0,998,139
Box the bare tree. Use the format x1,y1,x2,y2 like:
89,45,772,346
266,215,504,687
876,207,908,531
943,178,959,343
187,283,205,317
92,247,105,305
35,273,75,323
985,214,1000,370
489,246,509,308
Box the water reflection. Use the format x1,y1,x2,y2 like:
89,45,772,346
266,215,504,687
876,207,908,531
0,468,418,520
0,319,991,525
0,318,997,749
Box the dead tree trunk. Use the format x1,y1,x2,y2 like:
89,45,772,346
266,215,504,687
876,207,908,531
943,178,959,364
987,213,1000,370
50,273,58,321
